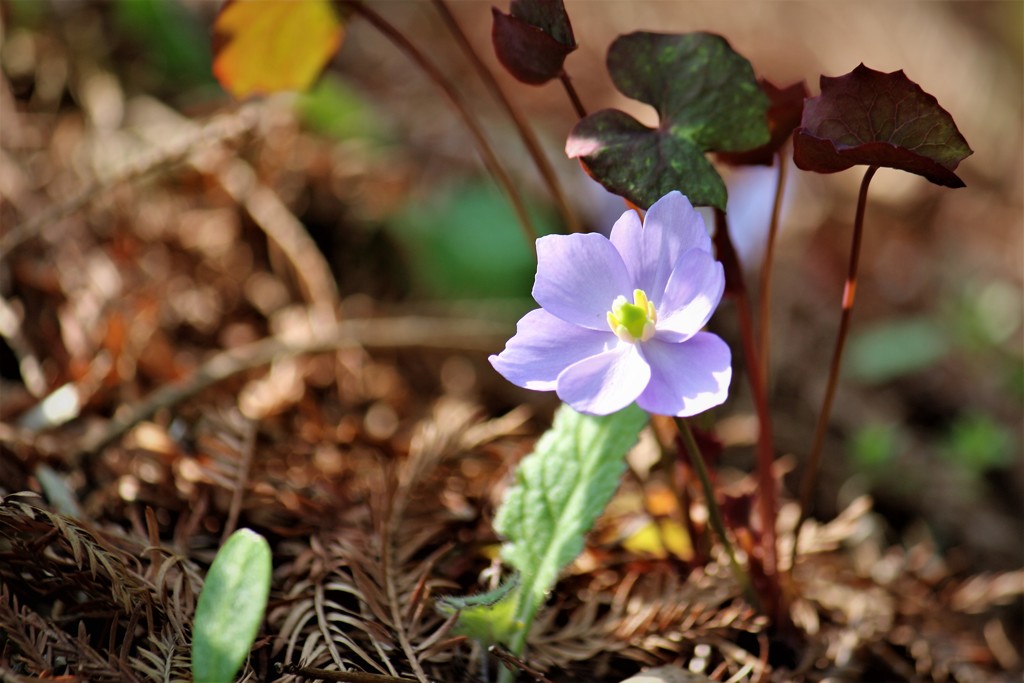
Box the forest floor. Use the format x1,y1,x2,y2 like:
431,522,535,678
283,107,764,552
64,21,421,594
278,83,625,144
1,3,1022,682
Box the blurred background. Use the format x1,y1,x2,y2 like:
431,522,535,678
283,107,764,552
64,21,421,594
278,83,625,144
1,0,1021,578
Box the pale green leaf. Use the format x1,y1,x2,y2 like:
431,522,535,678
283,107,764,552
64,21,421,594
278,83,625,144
192,528,272,683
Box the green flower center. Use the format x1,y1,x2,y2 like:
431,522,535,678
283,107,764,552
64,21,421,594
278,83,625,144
607,289,657,343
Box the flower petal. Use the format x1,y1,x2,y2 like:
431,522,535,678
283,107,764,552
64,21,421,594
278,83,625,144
533,233,634,329
609,207,644,287
655,249,726,341
636,191,714,298
556,344,650,415
636,332,731,417
489,309,614,391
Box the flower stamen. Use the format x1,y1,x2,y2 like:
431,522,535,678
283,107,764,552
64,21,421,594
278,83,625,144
607,289,657,343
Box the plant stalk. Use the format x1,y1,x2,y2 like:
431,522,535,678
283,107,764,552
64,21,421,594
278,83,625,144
792,165,879,567
675,417,761,612
713,209,779,598
430,0,580,233
339,1,538,250
559,71,587,118
757,149,790,382
653,415,702,563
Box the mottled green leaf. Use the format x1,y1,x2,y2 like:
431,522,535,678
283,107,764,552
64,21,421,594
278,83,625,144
566,32,769,210
718,79,808,166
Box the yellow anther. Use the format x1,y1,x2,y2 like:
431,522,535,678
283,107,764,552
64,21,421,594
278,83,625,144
607,289,657,343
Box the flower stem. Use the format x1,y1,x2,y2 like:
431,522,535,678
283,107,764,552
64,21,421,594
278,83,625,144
429,0,580,233
339,1,538,250
559,71,588,118
792,165,879,567
757,149,789,382
675,417,761,612
713,210,779,599
653,415,703,564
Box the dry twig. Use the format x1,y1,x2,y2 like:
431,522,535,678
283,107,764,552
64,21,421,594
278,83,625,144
78,315,505,457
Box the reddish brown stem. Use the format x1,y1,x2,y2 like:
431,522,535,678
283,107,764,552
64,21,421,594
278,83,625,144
713,209,780,619
430,0,580,233
339,0,537,250
559,71,588,119
757,149,789,382
792,165,879,564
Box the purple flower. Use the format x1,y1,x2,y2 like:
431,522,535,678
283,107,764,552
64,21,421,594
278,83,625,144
489,191,731,416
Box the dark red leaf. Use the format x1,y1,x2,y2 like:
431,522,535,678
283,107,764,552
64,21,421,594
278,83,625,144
491,0,576,85
793,64,972,187
718,79,808,166
508,0,574,46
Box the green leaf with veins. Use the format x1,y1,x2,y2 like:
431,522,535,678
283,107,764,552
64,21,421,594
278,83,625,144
503,405,648,652
446,404,647,669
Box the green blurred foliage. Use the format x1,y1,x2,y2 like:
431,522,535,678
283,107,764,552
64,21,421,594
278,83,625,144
939,412,1016,476
850,422,903,471
947,278,1022,350
388,182,556,301
113,0,215,91
847,277,1022,393
296,75,392,143
847,318,950,384
6,0,46,28
849,411,1015,501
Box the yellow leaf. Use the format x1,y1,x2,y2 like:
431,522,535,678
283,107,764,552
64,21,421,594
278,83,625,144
620,519,693,561
212,0,344,100
621,520,668,559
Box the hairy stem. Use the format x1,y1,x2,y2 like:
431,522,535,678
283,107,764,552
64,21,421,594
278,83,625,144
430,0,579,233
559,71,588,118
675,417,761,612
792,165,878,565
340,0,538,249
657,417,702,563
713,210,779,604
757,149,789,382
